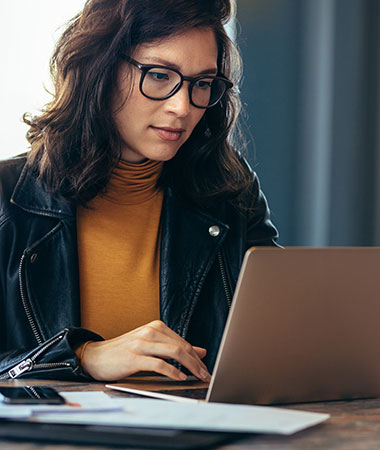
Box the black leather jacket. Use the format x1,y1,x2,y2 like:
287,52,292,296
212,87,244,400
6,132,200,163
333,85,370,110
0,155,278,381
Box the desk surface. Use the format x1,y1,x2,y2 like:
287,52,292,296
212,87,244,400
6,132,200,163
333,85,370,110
1,378,380,450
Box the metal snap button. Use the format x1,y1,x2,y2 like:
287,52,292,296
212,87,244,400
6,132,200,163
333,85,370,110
30,253,38,263
208,225,220,237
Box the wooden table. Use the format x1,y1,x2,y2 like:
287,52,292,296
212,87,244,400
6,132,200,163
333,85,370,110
1,377,380,449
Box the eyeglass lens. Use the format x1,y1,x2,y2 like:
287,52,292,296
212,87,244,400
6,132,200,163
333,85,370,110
142,68,227,107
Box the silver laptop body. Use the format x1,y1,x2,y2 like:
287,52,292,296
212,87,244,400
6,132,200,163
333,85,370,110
207,247,380,404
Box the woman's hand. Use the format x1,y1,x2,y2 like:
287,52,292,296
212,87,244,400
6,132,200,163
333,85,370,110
81,320,211,382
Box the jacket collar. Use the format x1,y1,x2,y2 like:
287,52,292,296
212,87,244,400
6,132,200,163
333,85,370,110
11,162,76,219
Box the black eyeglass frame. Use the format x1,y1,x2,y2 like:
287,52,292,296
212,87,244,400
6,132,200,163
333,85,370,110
122,56,233,109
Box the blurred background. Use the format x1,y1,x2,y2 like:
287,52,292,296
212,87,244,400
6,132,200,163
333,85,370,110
0,1,379,246
237,0,380,246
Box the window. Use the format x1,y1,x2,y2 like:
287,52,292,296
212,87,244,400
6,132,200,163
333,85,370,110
0,1,85,160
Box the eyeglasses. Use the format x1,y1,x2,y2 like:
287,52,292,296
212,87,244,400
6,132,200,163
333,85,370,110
121,56,233,109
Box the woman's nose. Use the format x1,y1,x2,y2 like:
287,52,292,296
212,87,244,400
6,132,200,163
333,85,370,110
164,83,191,117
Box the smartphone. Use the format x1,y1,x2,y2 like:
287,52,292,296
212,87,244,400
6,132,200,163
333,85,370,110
0,386,65,404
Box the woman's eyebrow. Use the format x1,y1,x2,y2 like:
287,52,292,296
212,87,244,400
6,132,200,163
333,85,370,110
142,56,218,75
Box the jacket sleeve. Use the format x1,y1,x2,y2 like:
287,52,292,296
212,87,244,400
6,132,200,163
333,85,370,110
0,157,105,381
0,211,103,382
246,172,280,248
0,328,103,381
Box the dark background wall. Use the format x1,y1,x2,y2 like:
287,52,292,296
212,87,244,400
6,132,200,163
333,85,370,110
236,0,380,246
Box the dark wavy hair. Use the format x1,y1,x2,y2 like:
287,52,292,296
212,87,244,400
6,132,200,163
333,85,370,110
24,0,252,208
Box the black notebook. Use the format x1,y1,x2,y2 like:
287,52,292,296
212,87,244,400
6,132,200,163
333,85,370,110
0,419,243,449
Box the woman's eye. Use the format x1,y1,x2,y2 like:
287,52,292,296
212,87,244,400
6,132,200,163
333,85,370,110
196,79,212,89
148,71,170,81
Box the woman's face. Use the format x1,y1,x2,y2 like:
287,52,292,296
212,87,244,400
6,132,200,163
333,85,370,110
113,27,218,163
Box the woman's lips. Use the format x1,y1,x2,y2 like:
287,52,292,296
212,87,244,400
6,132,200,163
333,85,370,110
151,126,184,141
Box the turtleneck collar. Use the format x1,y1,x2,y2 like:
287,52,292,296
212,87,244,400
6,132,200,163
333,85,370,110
103,159,164,205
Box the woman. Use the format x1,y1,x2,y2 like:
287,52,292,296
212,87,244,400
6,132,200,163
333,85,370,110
0,0,278,382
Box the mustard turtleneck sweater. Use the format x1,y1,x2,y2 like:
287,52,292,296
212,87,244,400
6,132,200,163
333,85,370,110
76,159,163,340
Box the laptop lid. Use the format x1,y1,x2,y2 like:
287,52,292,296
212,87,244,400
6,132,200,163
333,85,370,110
207,247,380,405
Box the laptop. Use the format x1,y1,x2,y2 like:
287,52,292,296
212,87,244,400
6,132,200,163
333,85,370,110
109,247,380,405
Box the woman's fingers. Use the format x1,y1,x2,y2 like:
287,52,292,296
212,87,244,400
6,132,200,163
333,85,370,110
193,346,207,358
82,340,186,381
134,339,210,382
136,355,188,381
81,320,211,382
133,321,209,374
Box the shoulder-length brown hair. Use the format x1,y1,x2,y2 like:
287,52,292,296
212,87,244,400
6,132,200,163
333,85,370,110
25,0,252,208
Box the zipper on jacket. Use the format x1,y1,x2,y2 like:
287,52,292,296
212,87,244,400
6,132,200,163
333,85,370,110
180,250,232,341
17,222,64,346
19,252,44,345
0,332,70,380
217,250,233,308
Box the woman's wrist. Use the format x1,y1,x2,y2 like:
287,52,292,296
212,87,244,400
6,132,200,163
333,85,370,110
75,340,94,374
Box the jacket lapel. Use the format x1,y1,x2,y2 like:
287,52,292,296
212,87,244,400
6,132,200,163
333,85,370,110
160,188,229,336
11,163,75,219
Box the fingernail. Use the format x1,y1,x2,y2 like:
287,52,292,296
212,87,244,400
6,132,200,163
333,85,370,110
179,372,187,381
200,368,211,382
